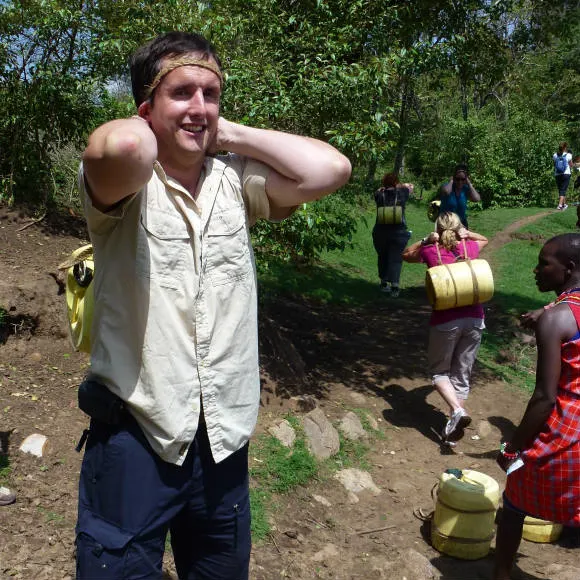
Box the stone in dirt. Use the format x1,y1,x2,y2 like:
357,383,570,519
349,391,367,405
545,563,580,580
387,477,417,496
268,419,296,448
311,543,339,562
476,419,493,438
302,407,340,459
312,494,332,507
378,548,441,579
339,410,367,440
289,394,317,412
335,468,381,495
19,433,48,457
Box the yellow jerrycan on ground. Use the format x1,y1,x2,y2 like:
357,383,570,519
425,241,494,311
58,244,94,354
522,516,563,543
431,468,500,560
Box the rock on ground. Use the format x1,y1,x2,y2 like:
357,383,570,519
302,407,340,459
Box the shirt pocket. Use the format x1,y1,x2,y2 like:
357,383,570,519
206,204,252,286
136,209,191,290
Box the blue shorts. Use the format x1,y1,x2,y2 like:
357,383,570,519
76,416,251,579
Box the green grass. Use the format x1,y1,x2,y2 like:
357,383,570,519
258,202,574,394
249,417,384,541
475,206,579,391
258,201,554,305
250,435,317,494
249,433,318,541
0,455,10,484
249,488,271,542
329,434,371,471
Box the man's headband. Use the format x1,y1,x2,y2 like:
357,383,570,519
144,56,223,100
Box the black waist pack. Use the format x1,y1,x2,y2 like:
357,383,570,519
78,379,126,425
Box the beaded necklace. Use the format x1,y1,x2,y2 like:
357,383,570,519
554,286,580,306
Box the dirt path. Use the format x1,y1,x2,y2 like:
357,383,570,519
483,210,552,255
0,206,577,580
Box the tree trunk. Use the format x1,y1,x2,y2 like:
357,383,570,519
365,158,378,186
394,78,412,175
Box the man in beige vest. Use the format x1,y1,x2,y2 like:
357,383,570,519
75,31,351,579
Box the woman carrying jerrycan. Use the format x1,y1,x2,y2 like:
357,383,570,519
402,212,488,446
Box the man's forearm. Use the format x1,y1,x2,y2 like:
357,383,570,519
216,119,351,206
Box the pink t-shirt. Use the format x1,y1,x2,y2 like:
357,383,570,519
420,241,485,326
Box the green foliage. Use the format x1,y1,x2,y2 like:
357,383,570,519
409,104,566,208
253,192,358,263
1,0,578,260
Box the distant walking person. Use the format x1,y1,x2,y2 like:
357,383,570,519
402,212,488,445
439,164,480,229
554,142,573,210
372,172,413,297
494,234,580,580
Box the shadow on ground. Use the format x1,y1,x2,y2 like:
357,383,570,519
259,283,544,403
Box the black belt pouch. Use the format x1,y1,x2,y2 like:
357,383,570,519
78,379,126,425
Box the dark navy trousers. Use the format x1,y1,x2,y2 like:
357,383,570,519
372,226,411,285
76,416,251,579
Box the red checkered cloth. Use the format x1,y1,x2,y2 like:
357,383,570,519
505,290,580,526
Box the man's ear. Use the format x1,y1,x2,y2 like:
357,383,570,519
137,101,151,120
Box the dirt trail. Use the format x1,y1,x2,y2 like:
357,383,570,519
483,210,552,255
0,206,577,580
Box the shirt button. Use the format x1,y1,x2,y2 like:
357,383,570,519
179,443,188,456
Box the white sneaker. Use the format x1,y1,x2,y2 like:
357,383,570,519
557,205,563,210
444,408,472,442
380,282,391,294
0,486,16,506
562,204,569,210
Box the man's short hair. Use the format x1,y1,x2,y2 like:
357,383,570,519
547,233,580,268
130,31,222,107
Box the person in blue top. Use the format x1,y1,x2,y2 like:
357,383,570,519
553,142,573,210
439,164,481,228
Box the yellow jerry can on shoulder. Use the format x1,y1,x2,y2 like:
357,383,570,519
59,244,94,354
377,205,403,225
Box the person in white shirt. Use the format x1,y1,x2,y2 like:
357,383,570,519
553,141,573,210
75,31,351,580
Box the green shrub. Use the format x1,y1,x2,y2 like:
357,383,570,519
252,186,360,264
408,103,567,209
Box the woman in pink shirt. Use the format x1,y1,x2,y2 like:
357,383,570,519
403,212,488,445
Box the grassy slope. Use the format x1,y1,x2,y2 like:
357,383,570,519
259,200,579,392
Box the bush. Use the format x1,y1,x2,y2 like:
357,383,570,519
408,103,567,208
252,185,361,264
